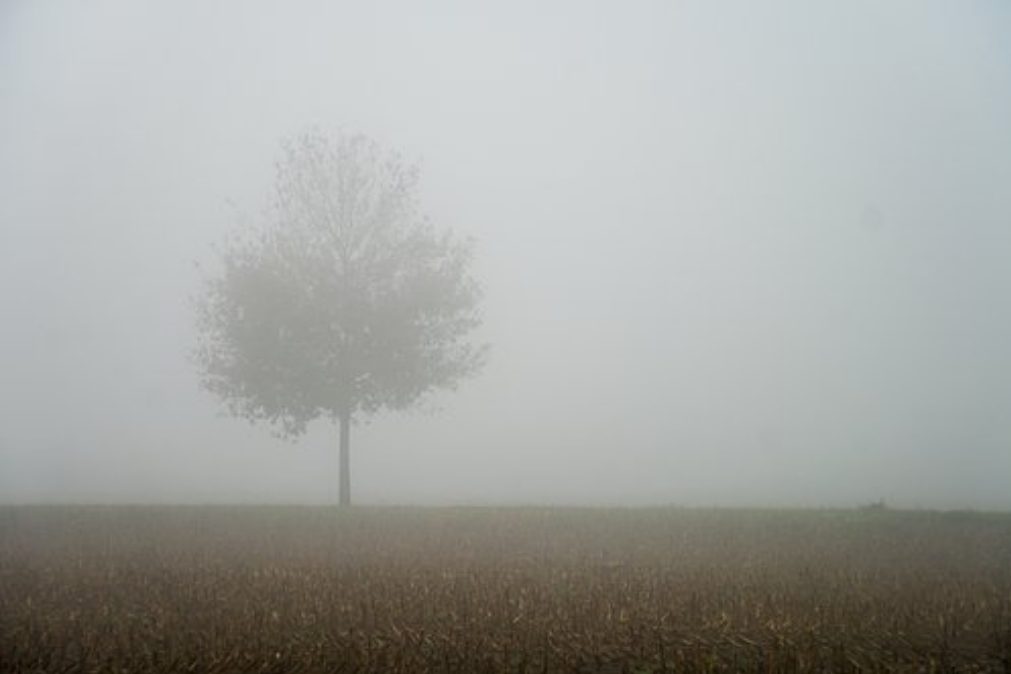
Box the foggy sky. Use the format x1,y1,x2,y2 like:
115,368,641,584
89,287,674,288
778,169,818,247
2,1,1009,509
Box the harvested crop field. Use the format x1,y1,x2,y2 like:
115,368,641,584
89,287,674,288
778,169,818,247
2,506,1010,673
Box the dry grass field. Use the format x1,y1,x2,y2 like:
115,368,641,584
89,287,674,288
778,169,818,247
2,506,1010,672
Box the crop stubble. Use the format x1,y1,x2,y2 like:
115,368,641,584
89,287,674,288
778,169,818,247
2,507,1009,672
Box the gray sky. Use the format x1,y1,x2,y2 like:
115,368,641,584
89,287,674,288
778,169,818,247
2,1,1009,509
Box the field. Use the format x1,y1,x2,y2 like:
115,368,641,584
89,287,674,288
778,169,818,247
2,506,1010,672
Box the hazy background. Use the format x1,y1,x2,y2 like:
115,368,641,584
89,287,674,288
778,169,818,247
2,1,1009,509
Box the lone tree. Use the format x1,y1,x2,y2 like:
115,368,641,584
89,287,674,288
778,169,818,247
194,130,486,505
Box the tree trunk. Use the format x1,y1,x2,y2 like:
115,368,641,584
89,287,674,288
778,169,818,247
338,410,351,507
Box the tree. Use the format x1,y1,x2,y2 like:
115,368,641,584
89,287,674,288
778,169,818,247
194,129,486,506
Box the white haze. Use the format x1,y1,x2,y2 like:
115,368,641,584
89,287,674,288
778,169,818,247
1,1,1009,509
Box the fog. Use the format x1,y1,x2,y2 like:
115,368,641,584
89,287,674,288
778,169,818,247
1,1,1009,509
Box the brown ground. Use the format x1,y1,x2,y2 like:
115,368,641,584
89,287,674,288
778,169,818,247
2,506,1010,672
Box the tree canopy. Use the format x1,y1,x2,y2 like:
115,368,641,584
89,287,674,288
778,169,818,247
194,130,486,503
